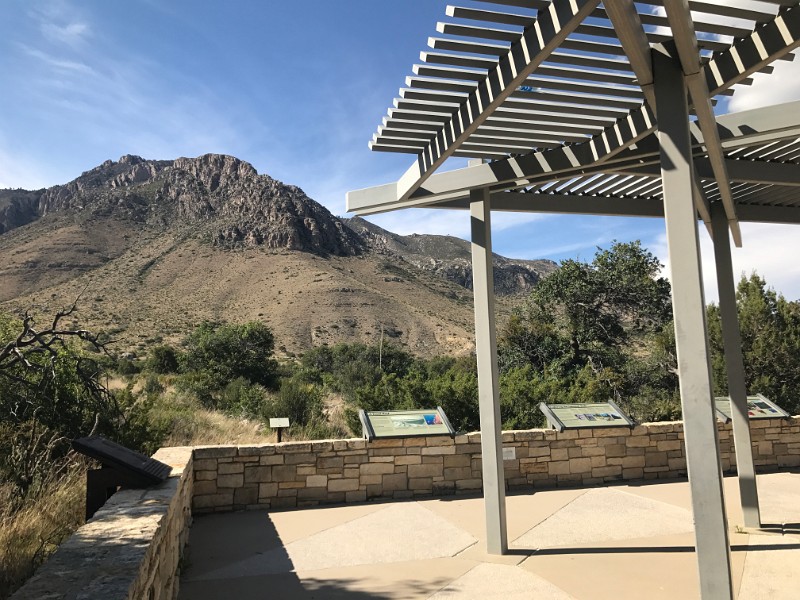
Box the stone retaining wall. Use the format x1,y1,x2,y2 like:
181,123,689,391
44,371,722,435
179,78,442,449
11,417,800,598
11,447,193,600
192,417,800,513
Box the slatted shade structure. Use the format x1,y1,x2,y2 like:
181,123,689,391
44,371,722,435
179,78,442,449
346,2,800,599
430,104,800,226
349,1,800,242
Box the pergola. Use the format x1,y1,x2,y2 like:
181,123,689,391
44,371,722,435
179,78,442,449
346,2,800,598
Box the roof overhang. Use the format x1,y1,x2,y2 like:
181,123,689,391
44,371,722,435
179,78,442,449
347,1,800,245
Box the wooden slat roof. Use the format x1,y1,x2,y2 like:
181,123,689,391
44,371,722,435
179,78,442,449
349,0,800,235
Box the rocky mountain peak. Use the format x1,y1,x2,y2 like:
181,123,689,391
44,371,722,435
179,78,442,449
1,155,556,295
172,154,258,193
1,154,362,257
343,217,557,295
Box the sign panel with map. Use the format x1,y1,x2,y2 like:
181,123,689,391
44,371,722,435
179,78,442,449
538,401,634,432
714,394,790,423
359,407,456,441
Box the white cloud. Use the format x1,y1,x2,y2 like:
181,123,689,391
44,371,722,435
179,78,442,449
40,20,90,46
728,50,800,112
654,222,800,304
19,45,94,74
29,0,91,47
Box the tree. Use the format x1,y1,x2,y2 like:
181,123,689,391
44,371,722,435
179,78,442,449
145,344,180,374
498,241,678,422
299,342,415,399
501,241,672,373
181,321,278,389
708,274,800,414
0,306,151,497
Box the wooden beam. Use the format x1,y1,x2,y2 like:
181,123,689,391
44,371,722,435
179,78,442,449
664,0,742,246
349,9,800,214
393,0,601,203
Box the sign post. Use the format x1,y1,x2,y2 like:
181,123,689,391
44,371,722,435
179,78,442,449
269,417,290,443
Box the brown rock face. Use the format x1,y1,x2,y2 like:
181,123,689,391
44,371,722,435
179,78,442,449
0,154,555,297
343,217,557,296
2,153,362,257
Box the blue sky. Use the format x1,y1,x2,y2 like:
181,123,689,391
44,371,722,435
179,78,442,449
2,0,800,300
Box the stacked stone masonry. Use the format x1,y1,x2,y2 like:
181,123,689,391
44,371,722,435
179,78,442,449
11,417,799,599
192,417,800,512
11,447,194,600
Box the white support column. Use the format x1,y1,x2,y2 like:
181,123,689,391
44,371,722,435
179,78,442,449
710,203,761,528
653,47,734,599
469,186,508,555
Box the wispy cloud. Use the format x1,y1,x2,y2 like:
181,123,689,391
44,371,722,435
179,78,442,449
29,0,92,47
40,20,90,46
363,205,553,241
368,208,472,238
2,0,261,187
18,45,94,74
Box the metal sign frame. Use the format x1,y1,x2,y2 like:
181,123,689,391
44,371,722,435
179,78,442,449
72,435,172,519
359,406,456,441
539,400,635,432
714,393,791,424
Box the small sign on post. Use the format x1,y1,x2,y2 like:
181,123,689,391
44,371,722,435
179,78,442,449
269,417,290,443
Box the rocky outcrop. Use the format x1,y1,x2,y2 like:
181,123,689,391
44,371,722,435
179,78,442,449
0,190,42,234
344,217,557,295
3,154,362,256
0,154,554,293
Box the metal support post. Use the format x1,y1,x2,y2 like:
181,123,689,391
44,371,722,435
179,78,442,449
710,203,761,528
470,186,508,555
653,47,734,599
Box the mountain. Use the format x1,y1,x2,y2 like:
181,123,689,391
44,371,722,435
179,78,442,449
0,154,556,357
344,217,555,296
1,154,361,254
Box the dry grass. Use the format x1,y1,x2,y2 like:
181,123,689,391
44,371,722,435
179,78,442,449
148,389,277,447
162,407,276,446
0,467,85,600
1,230,484,359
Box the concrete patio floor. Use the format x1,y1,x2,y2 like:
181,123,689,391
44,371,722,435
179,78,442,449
179,471,800,599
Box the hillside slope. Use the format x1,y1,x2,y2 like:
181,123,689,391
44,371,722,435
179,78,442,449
0,154,554,357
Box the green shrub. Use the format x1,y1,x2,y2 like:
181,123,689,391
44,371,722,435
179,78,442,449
181,321,278,389
116,357,140,375
145,345,180,374
220,377,270,419
268,378,324,427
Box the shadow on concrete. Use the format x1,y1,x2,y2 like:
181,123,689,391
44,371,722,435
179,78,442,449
179,511,451,600
506,541,800,557
782,522,800,535
180,573,446,600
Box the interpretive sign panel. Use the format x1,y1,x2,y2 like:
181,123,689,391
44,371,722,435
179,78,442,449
539,401,634,432
72,435,173,519
714,394,790,423
360,407,455,441
72,435,172,484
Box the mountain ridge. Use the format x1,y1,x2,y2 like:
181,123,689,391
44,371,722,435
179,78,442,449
0,154,557,356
